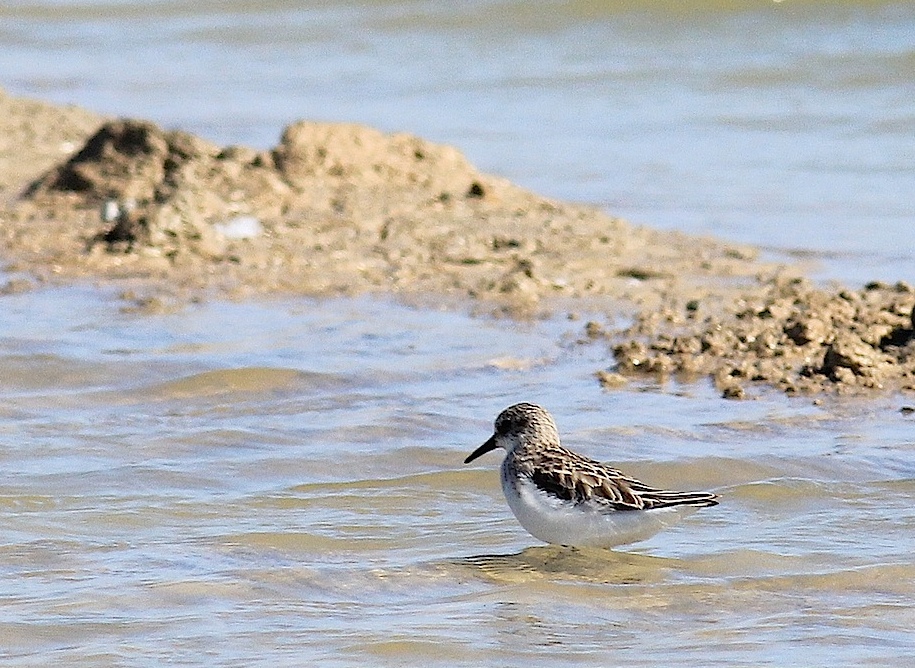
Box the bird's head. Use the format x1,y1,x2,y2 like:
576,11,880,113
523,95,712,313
464,402,560,463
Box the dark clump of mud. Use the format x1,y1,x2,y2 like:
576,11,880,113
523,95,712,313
598,278,915,397
27,118,291,256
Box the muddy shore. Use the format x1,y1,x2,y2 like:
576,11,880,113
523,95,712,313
2,88,913,396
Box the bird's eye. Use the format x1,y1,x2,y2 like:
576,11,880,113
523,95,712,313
495,419,511,435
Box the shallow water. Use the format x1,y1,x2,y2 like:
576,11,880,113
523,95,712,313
2,286,915,665
3,2,915,664
2,0,914,285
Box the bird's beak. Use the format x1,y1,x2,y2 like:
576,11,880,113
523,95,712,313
464,434,498,464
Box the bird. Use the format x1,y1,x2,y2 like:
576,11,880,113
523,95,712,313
464,402,719,548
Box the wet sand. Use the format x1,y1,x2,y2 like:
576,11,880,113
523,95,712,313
2,88,913,396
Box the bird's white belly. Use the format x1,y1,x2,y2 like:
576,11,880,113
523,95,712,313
502,472,693,548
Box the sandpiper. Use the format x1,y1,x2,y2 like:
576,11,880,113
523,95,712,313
464,402,719,548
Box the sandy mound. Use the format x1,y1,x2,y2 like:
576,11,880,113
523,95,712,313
5,92,769,318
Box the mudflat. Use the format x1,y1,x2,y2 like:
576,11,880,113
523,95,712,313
2,88,912,396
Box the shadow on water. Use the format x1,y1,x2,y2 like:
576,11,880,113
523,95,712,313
456,544,677,585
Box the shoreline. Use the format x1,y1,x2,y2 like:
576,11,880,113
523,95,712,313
2,88,913,397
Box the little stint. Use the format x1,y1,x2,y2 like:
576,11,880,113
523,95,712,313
464,402,719,548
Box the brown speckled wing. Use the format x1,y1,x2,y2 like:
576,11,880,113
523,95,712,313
528,447,719,511
528,449,646,510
